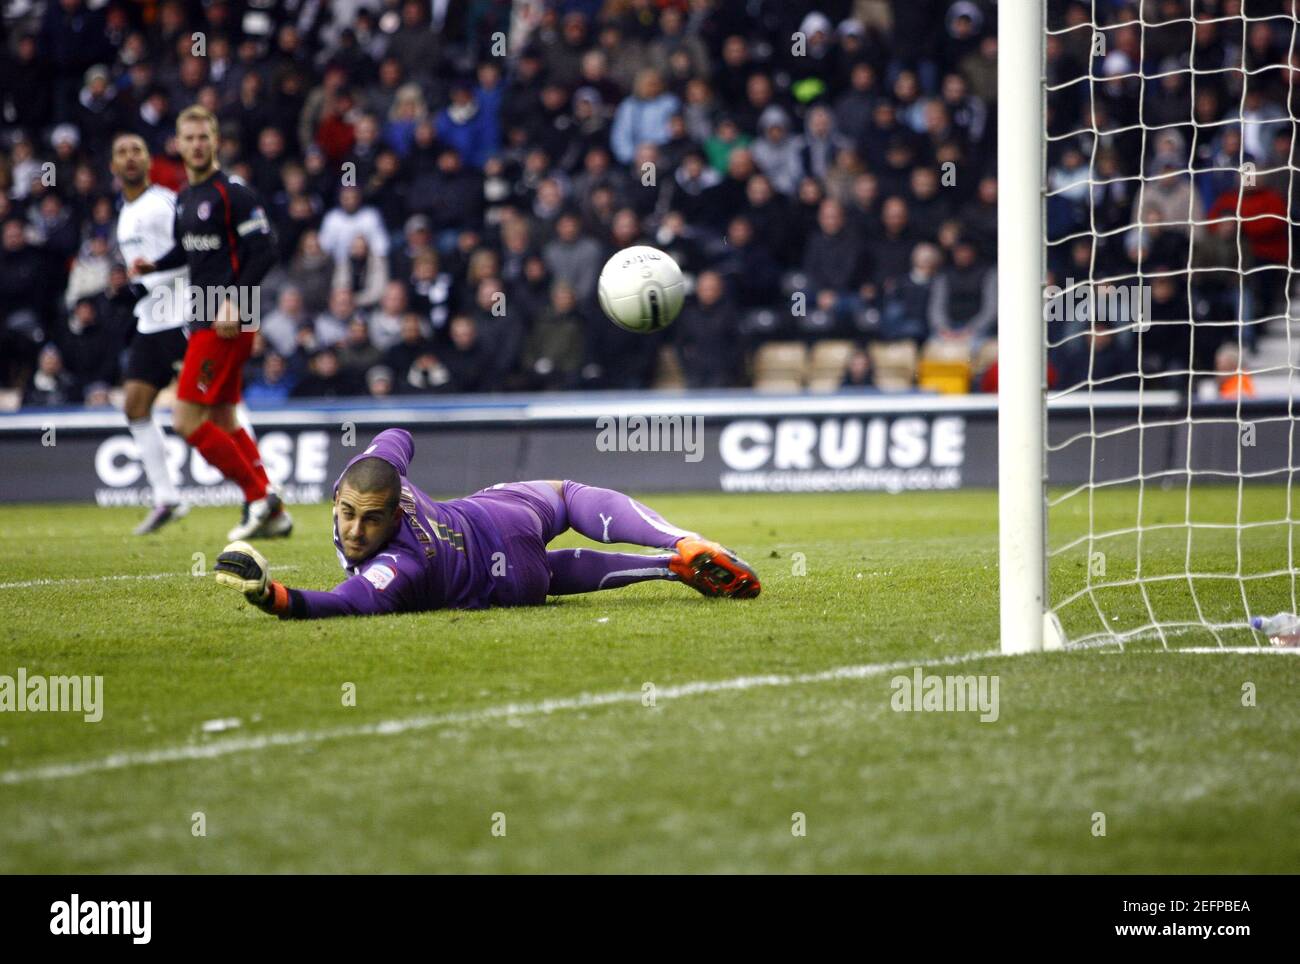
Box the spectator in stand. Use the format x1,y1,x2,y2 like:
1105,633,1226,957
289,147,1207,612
443,315,493,393
2,217,53,387
82,380,112,408
958,175,998,252
24,344,79,406
285,230,337,317
379,83,426,160
436,80,498,171
841,348,874,390
319,186,390,263
543,211,604,304
522,281,586,391
314,287,362,350
834,62,881,147
332,234,389,309
383,313,434,379
907,167,953,243
869,197,921,286
245,352,297,405
674,271,739,388
390,214,436,281
710,215,780,309
1214,343,1256,399
471,277,525,391
409,148,485,241
1207,176,1290,319
610,69,680,165
405,250,456,336
803,198,869,329
342,114,384,189
704,115,751,177
29,192,80,264
261,287,310,359
660,149,722,226
369,280,410,352
751,106,802,196
64,231,114,309
794,106,852,185
1139,271,1195,390
365,365,394,399
292,348,361,398
740,173,792,263
928,240,997,344
880,243,943,343
1055,329,1140,393
59,296,121,391
337,316,382,381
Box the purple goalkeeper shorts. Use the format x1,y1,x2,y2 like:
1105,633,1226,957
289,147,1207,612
461,481,568,606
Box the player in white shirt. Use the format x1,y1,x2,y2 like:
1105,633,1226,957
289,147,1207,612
111,132,193,534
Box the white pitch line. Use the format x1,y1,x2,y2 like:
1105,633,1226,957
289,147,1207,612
0,566,299,591
1173,646,1299,654
0,650,1003,786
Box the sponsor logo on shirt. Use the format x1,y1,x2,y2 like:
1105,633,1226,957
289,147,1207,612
237,207,270,236
182,233,222,251
363,564,396,591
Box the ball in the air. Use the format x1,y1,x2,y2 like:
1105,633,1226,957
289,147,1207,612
597,245,685,333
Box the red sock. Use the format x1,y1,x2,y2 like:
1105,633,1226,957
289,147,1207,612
228,427,271,490
188,421,267,502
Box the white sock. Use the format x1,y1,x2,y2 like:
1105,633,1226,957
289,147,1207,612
129,417,181,506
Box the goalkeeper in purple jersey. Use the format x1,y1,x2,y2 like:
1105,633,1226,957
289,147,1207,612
213,429,760,618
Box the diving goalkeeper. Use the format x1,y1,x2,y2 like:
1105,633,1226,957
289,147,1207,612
214,429,760,618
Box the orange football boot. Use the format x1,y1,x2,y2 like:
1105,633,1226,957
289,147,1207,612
669,537,762,598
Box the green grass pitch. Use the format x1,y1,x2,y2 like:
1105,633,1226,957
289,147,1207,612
0,489,1296,873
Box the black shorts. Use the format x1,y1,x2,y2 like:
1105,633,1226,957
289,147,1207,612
124,327,189,389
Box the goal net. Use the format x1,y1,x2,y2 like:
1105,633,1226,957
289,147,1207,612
1001,1,1298,651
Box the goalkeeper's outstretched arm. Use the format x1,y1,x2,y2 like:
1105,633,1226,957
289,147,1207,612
214,542,406,619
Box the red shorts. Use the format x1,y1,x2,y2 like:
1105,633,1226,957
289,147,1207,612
176,328,255,406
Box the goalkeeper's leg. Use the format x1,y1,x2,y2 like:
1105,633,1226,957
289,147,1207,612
470,481,761,599
553,480,697,548
545,548,677,594
542,481,760,598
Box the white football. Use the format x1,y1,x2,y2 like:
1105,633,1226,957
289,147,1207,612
596,245,685,333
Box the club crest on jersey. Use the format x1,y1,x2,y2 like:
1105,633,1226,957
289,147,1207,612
197,200,212,220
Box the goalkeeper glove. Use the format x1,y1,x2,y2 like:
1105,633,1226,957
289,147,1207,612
214,541,289,615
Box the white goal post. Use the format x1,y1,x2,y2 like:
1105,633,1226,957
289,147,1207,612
999,2,1054,653
1000,2,1299,653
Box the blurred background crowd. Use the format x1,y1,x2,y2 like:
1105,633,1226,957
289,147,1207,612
0,0,1293,407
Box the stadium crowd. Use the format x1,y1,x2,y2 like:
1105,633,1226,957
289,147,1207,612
0,0,1290,407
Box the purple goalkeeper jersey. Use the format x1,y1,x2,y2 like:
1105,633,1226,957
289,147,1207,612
285,429,521,618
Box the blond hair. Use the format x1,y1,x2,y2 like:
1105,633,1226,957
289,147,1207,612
176,105,219,138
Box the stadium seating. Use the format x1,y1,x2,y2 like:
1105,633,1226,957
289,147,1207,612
918,339,974,394
806,340,856,393
752,342,807,393
869,341,919,392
